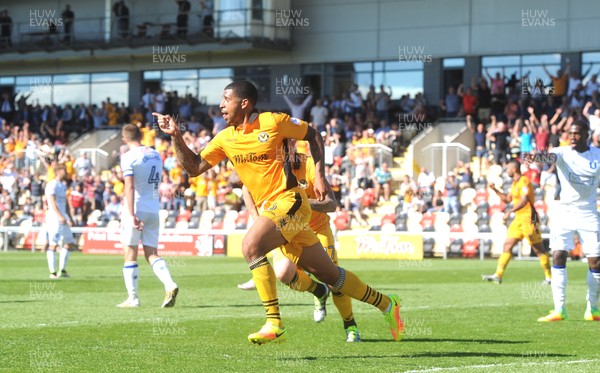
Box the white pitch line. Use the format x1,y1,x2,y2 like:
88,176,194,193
404,358,600,372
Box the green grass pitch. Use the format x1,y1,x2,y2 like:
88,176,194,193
0,252,598,372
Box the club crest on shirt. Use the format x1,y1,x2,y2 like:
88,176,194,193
262,202,277,211
298,179,308,189
258,132,269,143
290,117,302,125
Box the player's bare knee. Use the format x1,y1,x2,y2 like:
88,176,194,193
588,257,600,271
552,250,568,266
242,235,264,261
274,259,295,283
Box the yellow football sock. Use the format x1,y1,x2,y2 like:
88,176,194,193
495,252,512,278
538,252,551,280
287,269,316,292
249,256,281,327
335,267,391,312
332,291,354,322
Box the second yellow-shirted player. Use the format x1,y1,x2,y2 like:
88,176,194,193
482,159,551,284
239,143,361,342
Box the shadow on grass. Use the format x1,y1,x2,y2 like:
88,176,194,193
288,351,572,361
399,338,530,344
0,299,40,303
180,303,310,309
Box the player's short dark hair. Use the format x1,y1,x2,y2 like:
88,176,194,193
122,123,142,142
508,158,521,172
571,119,590,133
225,80,258,106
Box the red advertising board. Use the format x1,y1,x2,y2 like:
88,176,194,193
82,229,227,256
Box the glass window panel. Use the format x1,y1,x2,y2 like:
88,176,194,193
199,78,234,105
583,52,600,64
91,82,128,106
162,69,199,80
302,64,321,74
52,83,90,106
443,58,465,68
333,63,354,73
199,68,233,78
144,71,162,80
354,62,372,72
373,61,384,71
52,74,90,84
16,75,51,86
162,80,198,97
386,60,424,71
482,55,520,67
16,84,51,106
355,72,372,94
522,53,560,65
91,72,128,82
384,71,423,99
0,77,14,85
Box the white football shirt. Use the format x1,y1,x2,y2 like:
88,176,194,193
551,146,600,210
120,146,162,213
45,179,68,219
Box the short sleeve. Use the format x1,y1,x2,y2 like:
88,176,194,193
120,153,133,178
200,134,227,166
272,112,309,140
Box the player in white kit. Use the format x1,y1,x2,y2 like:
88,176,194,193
537,120,600,321
45,164,74,279
118,124,179,308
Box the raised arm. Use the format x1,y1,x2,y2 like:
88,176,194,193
466,114,475,133
549,108,562,125
582,63,594,80
153,113,213,177
542,64,554,79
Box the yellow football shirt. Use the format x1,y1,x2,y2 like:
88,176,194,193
293,154,330,233
511,175,534,218
201,112,309,207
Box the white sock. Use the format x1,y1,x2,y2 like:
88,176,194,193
150,258,177,291
551,266,567,313
46,250,56,273
123,262,139,299
59,247,70,272
586,269,600,310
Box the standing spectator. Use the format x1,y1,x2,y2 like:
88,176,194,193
159,172,174,210
444,172,460,215
543,63,570,100
374,85,392,121
487,116,511,166
154,89,166,114
476,78,492,122
466,115,488,180
199,0,214,37
283,93,313,120
513,118,534,157
113,1,130,39
68,183,85,226
349,84,364,115
0,92,14,122
444,86,460,117
458,83,477,117
310,98,328,133
141,88,154,114
208,105,227,135
585,72,600,101
105,193,122,219
73,152,93,178
485,68,505,96
0,9,12,48
176,0,191,38
62,5,75,43
372,162,392,202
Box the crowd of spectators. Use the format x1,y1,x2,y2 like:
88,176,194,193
2,62,599,238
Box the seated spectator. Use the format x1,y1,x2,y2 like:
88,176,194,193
372,162,392,202
104,193,122,219
427,190,445,213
